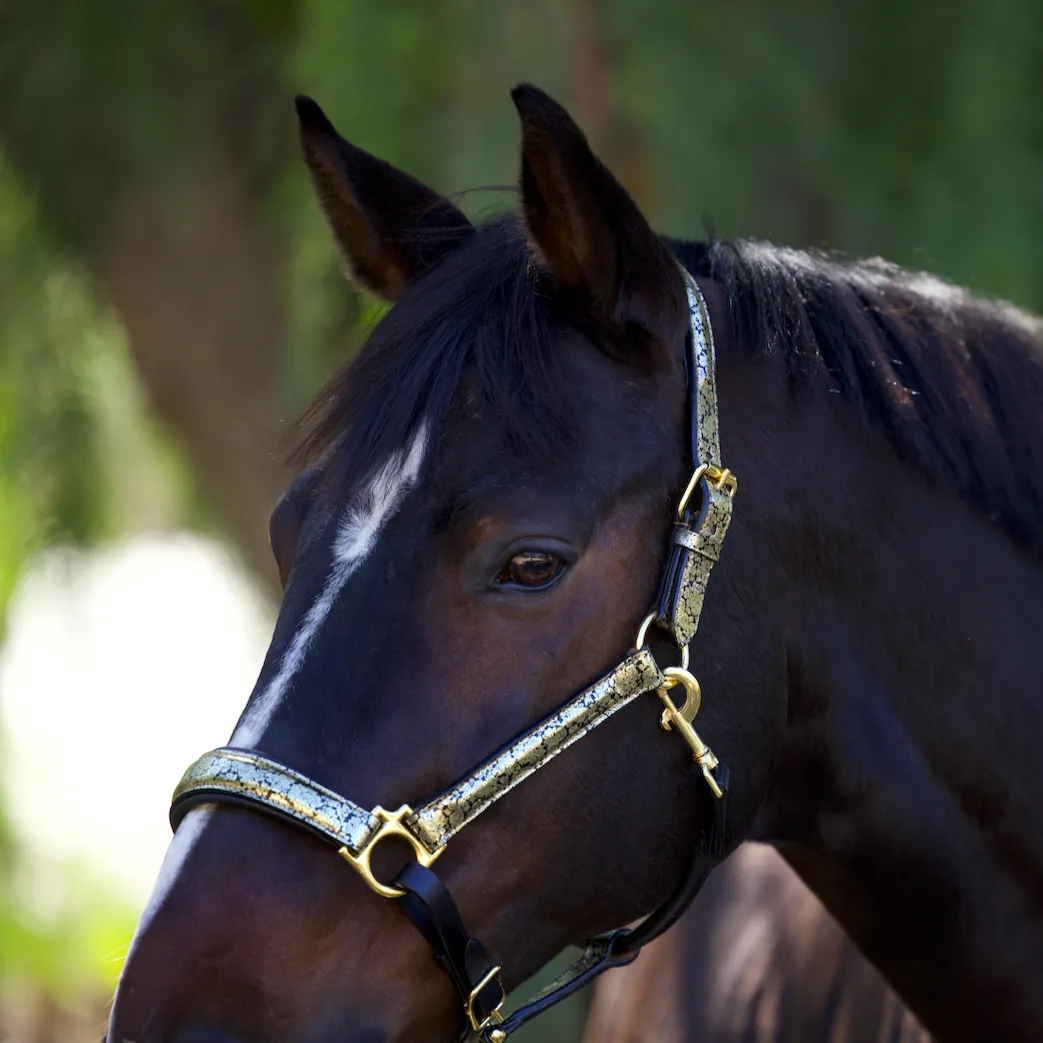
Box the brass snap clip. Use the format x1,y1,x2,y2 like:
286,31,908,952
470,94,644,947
339,805,444,899
657,666,723,799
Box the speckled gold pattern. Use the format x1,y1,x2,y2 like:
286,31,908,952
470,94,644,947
666,481,733,646
171,651,665,859
170,748,377,851
410,649,664,850
654,270,735,647
684,271,722,469
522,936,618,1003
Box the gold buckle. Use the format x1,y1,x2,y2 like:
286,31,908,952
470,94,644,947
466,964,506,1036
339,805,444,899
657,666,723,798
676,463,738,519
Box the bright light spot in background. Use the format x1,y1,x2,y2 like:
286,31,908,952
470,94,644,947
0,532,273,908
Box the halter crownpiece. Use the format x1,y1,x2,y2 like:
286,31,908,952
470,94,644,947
170,265,736,1042
655,271,736,650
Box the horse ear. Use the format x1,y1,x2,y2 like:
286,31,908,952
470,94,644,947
295,96,474,301
511,84,685,345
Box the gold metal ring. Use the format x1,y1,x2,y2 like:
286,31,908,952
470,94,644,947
339,805,444,899
634,613,690,671
634,612,656,650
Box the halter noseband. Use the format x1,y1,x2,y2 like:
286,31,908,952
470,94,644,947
170,267,736,1041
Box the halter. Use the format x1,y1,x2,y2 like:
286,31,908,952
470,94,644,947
170,267,736,1042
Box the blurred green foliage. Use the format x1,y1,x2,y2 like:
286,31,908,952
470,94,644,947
0,156,179,1041
1,0,1041,1037
0,161,103,604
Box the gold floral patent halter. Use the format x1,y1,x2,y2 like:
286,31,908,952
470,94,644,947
171,267,736,1042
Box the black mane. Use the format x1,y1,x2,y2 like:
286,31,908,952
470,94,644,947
298,217,1043,558
678,237,1043,557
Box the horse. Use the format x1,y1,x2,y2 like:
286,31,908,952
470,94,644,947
583,842,931,1043
106,83,1043,1043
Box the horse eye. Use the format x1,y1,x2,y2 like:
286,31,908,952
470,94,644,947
495,551,567,591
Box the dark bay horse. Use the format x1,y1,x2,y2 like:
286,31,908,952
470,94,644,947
108,84,1043,1043
584,843,931,1043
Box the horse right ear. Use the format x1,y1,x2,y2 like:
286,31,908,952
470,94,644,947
511,84,686,349
296,96,474,301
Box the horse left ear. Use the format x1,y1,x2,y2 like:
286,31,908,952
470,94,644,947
511,84,686,347
296,95,473,301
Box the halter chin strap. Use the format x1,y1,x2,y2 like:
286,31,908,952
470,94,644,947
170,266,735,1041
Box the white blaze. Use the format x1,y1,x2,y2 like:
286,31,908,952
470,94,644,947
232,424,428,746
110,426,430,1036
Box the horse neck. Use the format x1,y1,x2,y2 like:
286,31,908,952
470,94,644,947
717,358,1043,1041
584,844,929,1043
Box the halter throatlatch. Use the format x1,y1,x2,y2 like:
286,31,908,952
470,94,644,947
170,267,736,1042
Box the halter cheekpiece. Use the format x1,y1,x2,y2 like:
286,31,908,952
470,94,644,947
170,266,737,1041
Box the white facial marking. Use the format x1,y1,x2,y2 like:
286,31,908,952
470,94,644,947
232,424,429,746
110,430,427,1034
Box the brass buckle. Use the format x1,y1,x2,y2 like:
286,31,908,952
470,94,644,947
339,805,444,899
466,964,506,1037
658,666,723,798
676,463,738,519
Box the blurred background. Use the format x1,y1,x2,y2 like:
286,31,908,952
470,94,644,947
0,2,1041,1040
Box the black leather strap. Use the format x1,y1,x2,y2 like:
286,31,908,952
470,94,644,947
497,763,729,1039
620,762,728,951
395,763,729,1040
684,320,700,466
394,862,506,1037
489,930,637,1040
